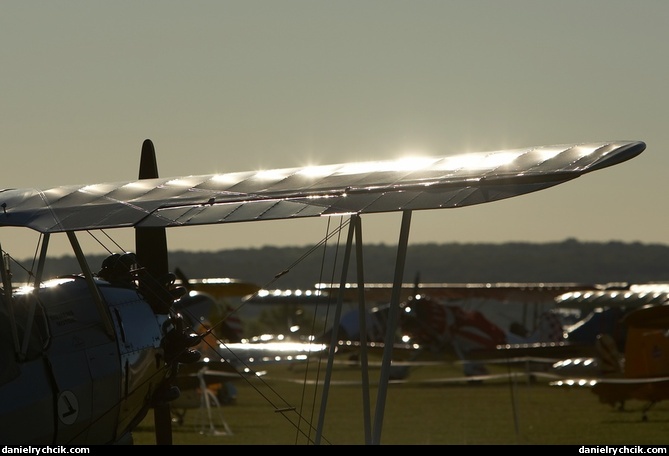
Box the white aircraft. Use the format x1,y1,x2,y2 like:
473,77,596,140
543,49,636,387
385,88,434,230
0,138,645,444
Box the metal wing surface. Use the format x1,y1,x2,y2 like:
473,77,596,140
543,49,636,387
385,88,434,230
555,289,669,311
0,140,645,234
310,281,602,303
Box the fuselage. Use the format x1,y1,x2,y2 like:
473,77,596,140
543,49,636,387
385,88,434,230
0,275,172,444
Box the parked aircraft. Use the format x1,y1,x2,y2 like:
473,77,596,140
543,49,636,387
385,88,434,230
169,276,328,430
167,270,258,428
505,284,669,374
248,280,607,377
551,302,669,421
460,283,669,370
0,138,645,444
556,284,669,350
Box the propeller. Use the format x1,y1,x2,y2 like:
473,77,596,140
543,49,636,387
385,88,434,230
173,267,245,343
135,139,200,444
174,267,191,290
136,139,169,282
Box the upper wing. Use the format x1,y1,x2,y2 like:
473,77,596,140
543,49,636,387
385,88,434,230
175,278,261,300
0,140,645,234
309,281,602,303
555,288,669,313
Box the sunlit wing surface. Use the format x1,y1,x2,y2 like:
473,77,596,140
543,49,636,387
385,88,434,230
201,340,328,370
248,287,331,305
552,376,669,387
266,369,561,386
467,341,598,362
311,281,603,303
174,278,261,300
0,140,645,233
555,288,669,311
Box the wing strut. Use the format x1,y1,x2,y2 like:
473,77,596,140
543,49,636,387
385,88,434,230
315,215,357,444
353,215,373,444
315,215,375,444
372,210,411,445
0,242,21,357
18,235,51,360
66,232,115,338
32,233,49,288
314,211,411,445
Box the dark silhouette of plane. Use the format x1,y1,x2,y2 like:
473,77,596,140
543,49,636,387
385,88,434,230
0,138,645,444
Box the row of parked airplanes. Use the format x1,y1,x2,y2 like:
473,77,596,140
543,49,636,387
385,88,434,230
170,273,669,429
0,137,657,444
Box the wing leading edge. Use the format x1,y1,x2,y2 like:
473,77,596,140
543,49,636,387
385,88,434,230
0,140,645,234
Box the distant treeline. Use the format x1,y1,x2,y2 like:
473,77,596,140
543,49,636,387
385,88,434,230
26,238,669,290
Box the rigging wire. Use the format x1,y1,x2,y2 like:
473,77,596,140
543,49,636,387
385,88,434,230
296,216,345,444
4,223,353,444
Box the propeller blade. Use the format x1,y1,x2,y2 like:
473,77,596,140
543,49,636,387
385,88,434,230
136,139,168,278
174,267,193,291
136,139,173,445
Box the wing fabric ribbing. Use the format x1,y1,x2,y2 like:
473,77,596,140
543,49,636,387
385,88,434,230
0,140,645,233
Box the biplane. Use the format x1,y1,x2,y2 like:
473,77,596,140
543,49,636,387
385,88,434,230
551,302,669,421
247,280,610,378
452,282,669,372
509,284,669,380
0,138,645,444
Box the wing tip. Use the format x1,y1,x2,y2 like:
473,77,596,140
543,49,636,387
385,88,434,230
587,140,646,173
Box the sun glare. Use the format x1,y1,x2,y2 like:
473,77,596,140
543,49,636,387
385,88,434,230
254,169,290,181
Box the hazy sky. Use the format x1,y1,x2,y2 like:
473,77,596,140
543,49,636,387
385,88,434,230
2,1,668,260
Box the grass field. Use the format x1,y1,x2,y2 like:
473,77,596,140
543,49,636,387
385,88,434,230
130,359,669,445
